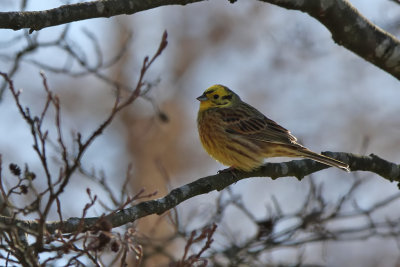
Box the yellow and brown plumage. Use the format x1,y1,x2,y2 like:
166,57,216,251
197,84,350,172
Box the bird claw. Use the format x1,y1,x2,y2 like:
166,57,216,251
218,167,238,178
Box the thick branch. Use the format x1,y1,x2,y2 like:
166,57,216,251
0,152,398,235
0,0,202,32
259,0,400,79
2,0,399,80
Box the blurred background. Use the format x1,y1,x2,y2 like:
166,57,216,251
0,0,400,266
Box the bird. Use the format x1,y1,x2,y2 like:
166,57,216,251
196,84,350,172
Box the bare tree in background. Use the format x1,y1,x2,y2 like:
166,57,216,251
0,0,399,266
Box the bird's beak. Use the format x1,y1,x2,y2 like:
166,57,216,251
196,94,208,101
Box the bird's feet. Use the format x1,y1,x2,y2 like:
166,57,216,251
218,166,238,178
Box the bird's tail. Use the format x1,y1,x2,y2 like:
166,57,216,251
299,149,350,172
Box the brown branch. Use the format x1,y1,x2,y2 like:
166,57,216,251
0,31,168,260
0,152,398,235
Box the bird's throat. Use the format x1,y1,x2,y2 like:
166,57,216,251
198,101,214,112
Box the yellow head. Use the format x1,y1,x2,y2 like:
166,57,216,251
197,85,241,112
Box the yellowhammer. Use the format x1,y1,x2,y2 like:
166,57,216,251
197,84,350,172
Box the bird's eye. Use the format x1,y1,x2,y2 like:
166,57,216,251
213,94,219,99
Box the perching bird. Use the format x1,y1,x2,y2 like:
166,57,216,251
197,84,349,172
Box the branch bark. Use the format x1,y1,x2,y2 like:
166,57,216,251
259,0,400,80
1,0,399,80
0,0,202,32
1,152,398,235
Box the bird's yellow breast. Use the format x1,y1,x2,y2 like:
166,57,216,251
197,109,264,171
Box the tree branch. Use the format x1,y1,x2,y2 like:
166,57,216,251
259,0,400,80
1,0,399,80
1,152,398,235
0,0,202,32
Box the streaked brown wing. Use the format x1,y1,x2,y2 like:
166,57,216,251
220,102,298,145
